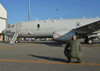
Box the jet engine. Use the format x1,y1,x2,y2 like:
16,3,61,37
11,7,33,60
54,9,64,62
53,30,76,42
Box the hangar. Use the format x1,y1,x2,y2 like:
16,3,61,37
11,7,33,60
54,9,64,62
0,3,8,41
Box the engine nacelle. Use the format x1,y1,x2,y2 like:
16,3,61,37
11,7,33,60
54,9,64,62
53,30,75,42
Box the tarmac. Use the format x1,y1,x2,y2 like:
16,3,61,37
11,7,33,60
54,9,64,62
0,41,100,71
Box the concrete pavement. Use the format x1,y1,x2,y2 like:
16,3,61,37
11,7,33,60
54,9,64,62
0,41,100,71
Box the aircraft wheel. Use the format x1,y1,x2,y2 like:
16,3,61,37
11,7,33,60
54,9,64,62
88,39,94,44
15,41,19,43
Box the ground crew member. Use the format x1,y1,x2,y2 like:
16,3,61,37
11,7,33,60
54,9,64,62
64,35,82,63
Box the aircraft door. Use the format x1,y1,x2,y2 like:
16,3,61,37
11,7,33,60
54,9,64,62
16,23,21,32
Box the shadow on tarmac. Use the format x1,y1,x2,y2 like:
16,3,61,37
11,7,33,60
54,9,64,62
28,54,67,63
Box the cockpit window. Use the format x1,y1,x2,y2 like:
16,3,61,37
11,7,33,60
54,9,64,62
8,24,15,28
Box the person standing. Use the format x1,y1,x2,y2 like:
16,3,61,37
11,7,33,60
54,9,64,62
64,36,82,63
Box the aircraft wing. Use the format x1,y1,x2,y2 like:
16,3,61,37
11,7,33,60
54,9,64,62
75,20,100,34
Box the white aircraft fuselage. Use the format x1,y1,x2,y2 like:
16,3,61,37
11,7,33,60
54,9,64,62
2,18,100,43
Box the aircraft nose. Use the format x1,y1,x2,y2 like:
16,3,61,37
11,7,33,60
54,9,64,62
2,29,11,35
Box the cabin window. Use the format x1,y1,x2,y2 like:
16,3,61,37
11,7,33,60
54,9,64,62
37,24,40,28
77,23,80,26
76,22,80,28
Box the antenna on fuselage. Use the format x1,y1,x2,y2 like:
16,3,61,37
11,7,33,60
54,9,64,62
28,0,30,21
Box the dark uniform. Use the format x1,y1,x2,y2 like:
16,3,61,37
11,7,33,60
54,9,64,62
64,40,82,63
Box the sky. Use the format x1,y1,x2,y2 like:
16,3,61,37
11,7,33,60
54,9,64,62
0,0,100,24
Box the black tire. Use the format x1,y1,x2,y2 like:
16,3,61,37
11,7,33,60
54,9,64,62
88,39,94,44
